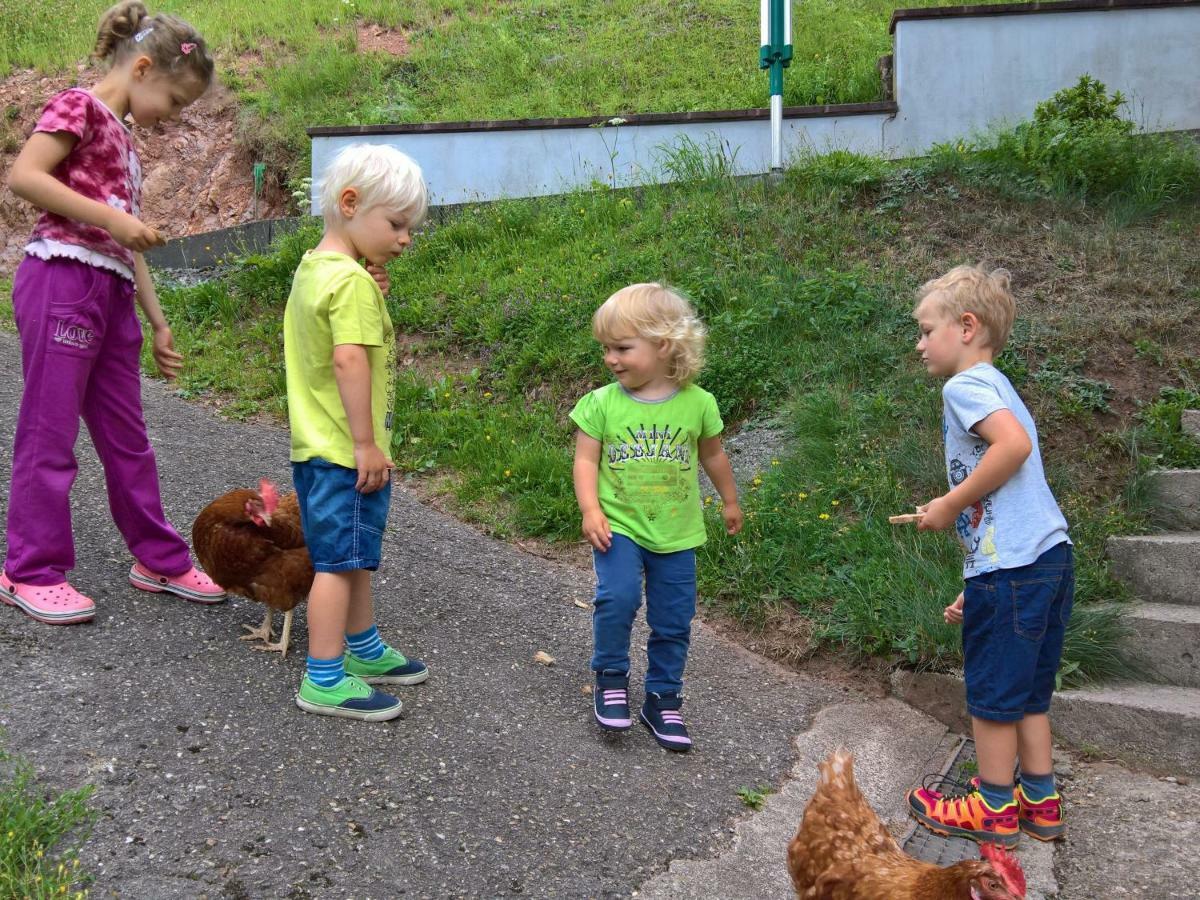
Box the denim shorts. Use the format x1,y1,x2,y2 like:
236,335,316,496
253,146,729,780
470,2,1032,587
962,541,1074,722
291,458,392,572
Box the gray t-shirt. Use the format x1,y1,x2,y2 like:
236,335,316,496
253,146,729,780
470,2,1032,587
942,363,1070,578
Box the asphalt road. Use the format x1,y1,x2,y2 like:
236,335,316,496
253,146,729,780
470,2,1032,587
0,330,849,898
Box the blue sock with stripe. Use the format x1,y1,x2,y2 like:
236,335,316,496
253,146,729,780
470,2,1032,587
979,779,1016,811
306,654,345,688
1019,770,1057,802
346,625,386,661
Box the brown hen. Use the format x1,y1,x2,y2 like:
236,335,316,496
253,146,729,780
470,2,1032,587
192,480,313,657
788,751,1026,900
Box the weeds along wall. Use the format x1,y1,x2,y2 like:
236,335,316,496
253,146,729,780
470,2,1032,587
308,0,1200,210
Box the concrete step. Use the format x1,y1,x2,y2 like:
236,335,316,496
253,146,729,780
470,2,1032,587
891,670,1200,775
1146,469,1200,529
1183,409,1200,440
1124,602,1200,688
1107,532,1200,606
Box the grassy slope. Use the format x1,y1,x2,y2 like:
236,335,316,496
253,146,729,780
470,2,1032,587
107,141,1199,684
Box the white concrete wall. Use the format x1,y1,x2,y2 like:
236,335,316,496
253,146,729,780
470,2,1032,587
886,7,1200,154
311,112,891,211
311,5,1200,211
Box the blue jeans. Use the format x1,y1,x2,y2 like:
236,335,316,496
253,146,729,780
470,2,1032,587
591,533,697,695
963,541,1074,722
291,458,392,573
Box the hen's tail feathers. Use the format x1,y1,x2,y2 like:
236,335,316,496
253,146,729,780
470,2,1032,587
817,749,858,793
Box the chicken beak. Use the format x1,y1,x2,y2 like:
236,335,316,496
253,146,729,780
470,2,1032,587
261,512,272,526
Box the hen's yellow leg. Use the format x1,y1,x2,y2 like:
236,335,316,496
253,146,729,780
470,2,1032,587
250,608,294,658
240,608,274,644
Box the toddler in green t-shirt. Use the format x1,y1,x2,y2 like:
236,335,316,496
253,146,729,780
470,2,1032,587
570,283,743,751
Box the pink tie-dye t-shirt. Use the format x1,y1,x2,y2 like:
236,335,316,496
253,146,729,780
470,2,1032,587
27,88,142,274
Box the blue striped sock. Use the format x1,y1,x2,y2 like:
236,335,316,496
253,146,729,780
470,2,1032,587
306,654,345,688
1019,770,1057,802
979,779,1016,811
346,625,386,661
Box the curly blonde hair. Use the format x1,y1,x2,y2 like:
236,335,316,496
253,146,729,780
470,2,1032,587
915,263,1016,351
94,2,214,89
592,282,707,385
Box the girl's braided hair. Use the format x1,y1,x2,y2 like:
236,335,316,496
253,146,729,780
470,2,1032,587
94,2,214,88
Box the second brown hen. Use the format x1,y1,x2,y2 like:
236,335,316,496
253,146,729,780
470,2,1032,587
788,751,1026,900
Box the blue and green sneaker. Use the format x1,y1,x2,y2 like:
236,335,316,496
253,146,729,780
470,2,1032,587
344,647,429,686
295,674,403,721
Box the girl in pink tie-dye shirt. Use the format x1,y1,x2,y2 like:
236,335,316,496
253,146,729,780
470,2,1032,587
1,2,227,625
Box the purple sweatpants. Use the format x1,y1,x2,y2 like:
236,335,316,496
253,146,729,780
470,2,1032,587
4,255,191,585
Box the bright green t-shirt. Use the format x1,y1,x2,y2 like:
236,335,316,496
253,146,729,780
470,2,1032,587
284,250,396,467
570,382,724,553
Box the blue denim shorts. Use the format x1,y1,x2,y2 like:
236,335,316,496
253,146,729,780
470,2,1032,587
291,458,392,572
962,541,1074,722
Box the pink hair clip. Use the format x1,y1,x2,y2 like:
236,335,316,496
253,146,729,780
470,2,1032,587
181,42,197,55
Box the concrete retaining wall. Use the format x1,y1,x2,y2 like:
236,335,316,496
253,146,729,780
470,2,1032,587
309,0,1200,211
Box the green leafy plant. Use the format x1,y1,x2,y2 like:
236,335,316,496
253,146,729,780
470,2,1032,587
737,785,772,811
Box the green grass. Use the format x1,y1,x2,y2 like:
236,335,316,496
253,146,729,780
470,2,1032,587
1,0,1017,179
0,744,94,899
135,128,1200,683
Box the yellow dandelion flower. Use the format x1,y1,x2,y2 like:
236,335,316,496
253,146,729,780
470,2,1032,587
831,499,840,506
504,469,512,477
752,475,763,486
819,513,830,520
771,459,780,466
703,495,713,505
483,391,493,399
442,392,450,398
797,492,808,500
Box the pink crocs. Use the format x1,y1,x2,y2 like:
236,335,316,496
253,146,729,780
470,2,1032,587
0,573,96,625
129,563,227,605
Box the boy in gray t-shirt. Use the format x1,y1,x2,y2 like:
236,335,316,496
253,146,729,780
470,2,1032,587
905,264,1073,849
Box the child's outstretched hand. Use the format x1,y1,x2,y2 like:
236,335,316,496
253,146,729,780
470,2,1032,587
582,509,612,552
150,324,184,380
944,591,965,625
916,496,957,532
722,501,744,535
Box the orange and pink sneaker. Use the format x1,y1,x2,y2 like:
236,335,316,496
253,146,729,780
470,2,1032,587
0,573,95,625
1017,782,1066,841
129,563,227,604
907,777,1020,847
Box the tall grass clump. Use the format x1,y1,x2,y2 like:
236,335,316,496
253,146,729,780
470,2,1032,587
929,76,1200,220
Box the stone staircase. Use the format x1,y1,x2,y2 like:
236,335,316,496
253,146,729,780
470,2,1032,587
1046,409,1200,774
894,410,1200,775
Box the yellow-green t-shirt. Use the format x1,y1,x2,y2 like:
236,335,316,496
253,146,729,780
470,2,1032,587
569,382,724,553
284,250,396,467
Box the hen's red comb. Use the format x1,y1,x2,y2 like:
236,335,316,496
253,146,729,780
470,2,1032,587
258,479,280,514
980,843,1026,897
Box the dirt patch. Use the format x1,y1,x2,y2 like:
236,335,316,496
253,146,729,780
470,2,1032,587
356,21,412,57
396,332,485,380
0,66,289,278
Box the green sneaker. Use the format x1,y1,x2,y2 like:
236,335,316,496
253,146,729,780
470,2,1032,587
295,674,403,721
344,647,429,685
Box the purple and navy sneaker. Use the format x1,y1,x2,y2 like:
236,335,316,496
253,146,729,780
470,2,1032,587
593,670,632,731
640,691,692,752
